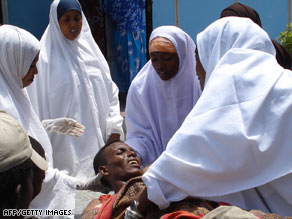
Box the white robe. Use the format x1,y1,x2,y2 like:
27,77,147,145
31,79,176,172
27,0,124,179
0,25,76,216
125,26,201,166
142,17,292,216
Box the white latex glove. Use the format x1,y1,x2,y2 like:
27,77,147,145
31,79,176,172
76,174,111,194
42,118,85,137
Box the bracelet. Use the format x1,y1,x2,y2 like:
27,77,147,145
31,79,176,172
124,200,144,219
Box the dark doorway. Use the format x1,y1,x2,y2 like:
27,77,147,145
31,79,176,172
79,0,107,56
145,0,153,60
0,1,3,25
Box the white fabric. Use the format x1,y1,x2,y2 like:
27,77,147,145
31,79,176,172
27,0,124,179
0,25,76,217
142,17,292,216
125,26,201,166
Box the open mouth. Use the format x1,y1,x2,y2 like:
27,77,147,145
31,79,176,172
128,159,140,167
158,72,167,77
70,29,77,33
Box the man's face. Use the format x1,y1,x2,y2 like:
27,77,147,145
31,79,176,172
58,10,82,40
103,142,142,182
195,51,206,90
17,167,34,210
30,137,46,199
150,51,179,81
32,166,45,199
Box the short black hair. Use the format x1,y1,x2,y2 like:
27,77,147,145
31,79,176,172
93,140,122,174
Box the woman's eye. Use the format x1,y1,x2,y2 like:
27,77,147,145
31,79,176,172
162,54,174,61
74,17,81,22
164,57,172,61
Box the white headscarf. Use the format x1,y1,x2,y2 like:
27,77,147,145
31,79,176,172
27,0,124,179
125,26,201,166
0,24,77,215
142,17,292,215
0,25,52,162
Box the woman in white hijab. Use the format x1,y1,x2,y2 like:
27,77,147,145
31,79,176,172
136,17,292,216
0,24,78,215
28,0,124,179
125,26,201,166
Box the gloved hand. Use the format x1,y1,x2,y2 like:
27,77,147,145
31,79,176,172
42,118,85,137
76,174,111,194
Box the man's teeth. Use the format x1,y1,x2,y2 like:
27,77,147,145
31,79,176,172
129,160,138,165
70,29,77,33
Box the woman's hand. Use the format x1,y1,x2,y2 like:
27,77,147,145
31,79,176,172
42,118,85,137
106,133,120,143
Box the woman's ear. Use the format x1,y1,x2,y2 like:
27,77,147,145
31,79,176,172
99,166,109,176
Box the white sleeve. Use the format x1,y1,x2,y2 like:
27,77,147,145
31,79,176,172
29,167,77,212
125,86,157,166
104,75,124,141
